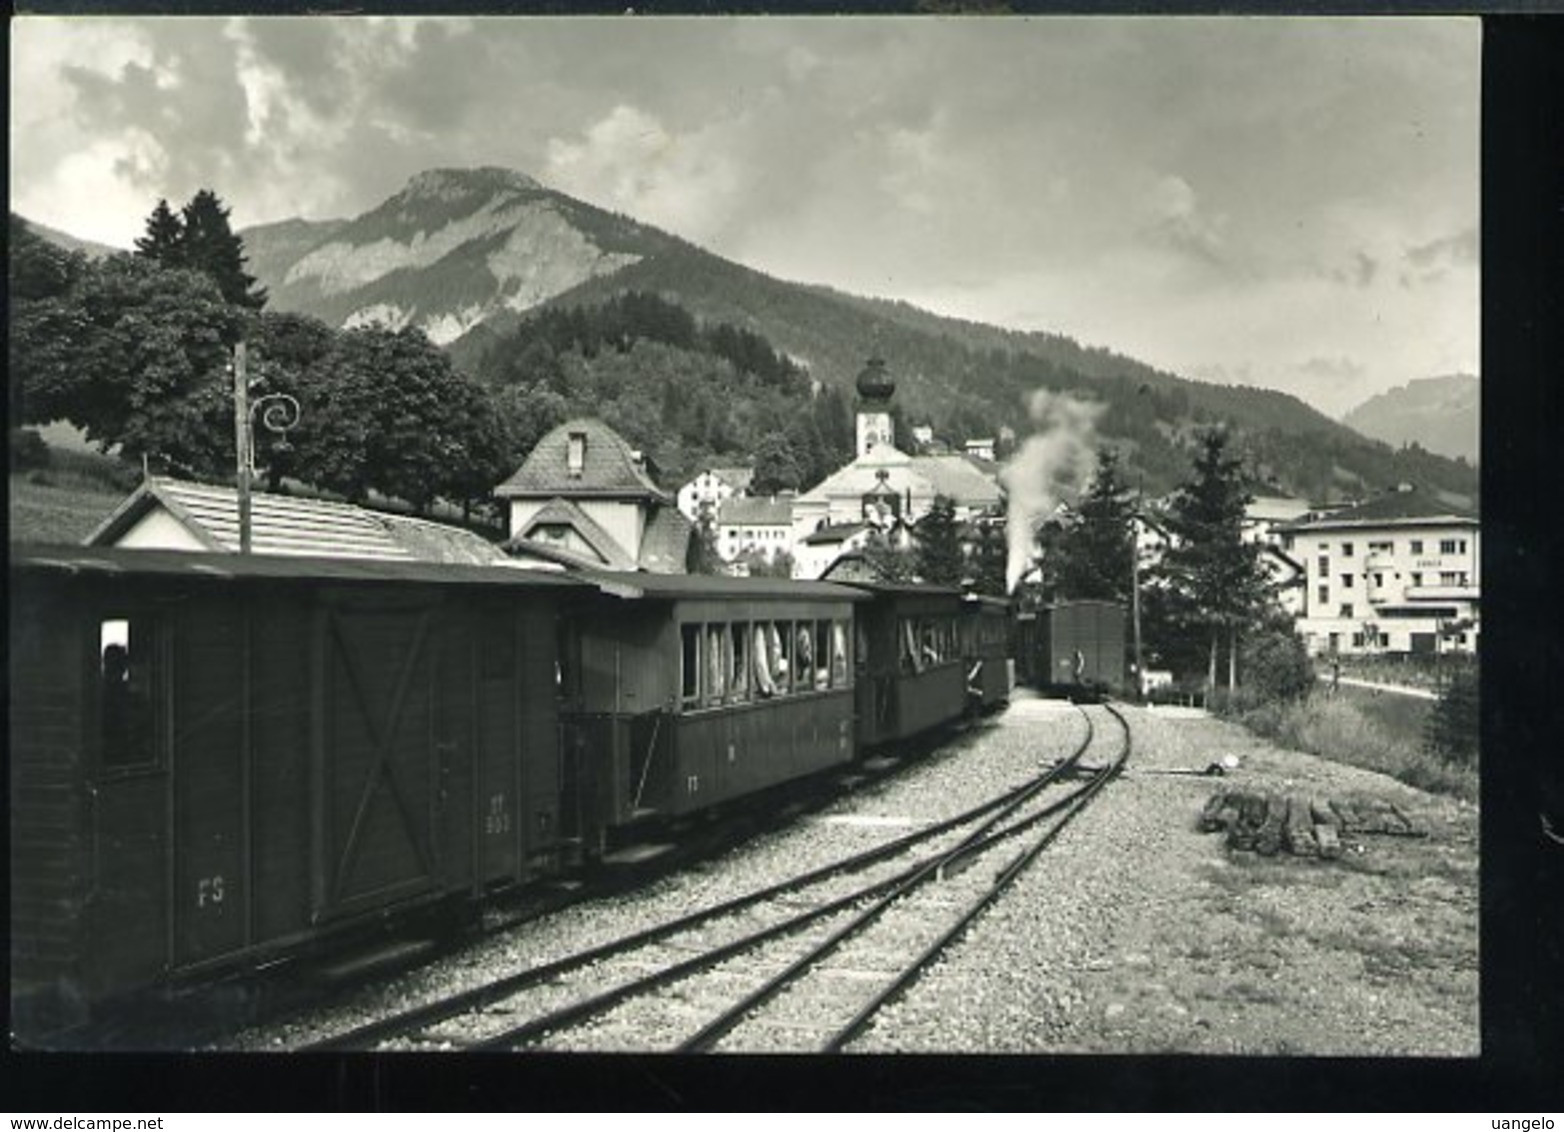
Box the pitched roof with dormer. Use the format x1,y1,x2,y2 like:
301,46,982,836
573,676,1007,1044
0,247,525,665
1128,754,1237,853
494,418,669,502
513,497,638,570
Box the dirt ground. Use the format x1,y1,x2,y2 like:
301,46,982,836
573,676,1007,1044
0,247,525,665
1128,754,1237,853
875,700,1480,1056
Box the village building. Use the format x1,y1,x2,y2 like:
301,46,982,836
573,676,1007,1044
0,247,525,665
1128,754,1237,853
84,476,524,565
1278,483,1479,656
676,465,754,524
494,418,694,573
714,494,795,565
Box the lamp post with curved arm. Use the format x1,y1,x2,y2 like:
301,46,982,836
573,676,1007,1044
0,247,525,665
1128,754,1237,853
232,340,301,554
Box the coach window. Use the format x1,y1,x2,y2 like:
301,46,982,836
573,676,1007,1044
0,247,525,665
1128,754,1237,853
811,620,831,688
100,618,154,770
831,621,850,687
754,622,779,697
681,623,702,709
900,618,919,674
706,623,728,706
729,623,750,702
777,620,797,693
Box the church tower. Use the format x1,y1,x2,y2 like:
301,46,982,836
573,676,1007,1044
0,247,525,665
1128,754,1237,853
854,355,896,457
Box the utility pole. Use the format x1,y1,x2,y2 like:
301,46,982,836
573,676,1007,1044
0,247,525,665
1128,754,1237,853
1131,473,1145,700
233,340,252,554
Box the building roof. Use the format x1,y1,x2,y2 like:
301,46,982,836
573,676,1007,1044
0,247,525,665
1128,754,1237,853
16,543,582,589
638,506,695,574
802,521,873,546
494,418,670,502
717,496,794,527
84,477,513,564
1281,486,1478,531
513,497,637,570
708,466,755,491
912,454,1003,507
1246,495,1313,523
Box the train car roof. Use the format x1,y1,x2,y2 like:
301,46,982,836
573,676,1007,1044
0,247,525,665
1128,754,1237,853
10,544,589,590
961,593,1014,610
576,568,869,603
831,580,966,599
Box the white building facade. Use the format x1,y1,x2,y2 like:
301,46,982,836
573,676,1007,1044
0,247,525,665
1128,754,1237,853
1279,486,1479,656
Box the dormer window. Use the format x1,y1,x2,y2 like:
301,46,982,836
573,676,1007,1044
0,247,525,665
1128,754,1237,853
567,431,586,476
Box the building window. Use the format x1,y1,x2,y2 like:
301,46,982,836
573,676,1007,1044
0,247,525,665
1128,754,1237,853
1340,573,1354,589
1339,603,1354,618
1317,585,1328,605
1373,573,1384,588
1411,572,1423,586
1341,543,1354,557
1317,556,1328,575
1410,539,1424,554
1368,541,1393,553
1440,538,1467,554
567,431,587,476
1441,571,1462,586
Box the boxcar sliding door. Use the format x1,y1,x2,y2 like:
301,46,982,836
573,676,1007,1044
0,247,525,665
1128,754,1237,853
314,590,444,920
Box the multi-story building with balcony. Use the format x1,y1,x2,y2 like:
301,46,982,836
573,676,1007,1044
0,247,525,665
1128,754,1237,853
1277,484,1479,656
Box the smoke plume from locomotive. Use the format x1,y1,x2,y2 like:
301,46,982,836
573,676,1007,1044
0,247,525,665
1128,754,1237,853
1001,389,1104,593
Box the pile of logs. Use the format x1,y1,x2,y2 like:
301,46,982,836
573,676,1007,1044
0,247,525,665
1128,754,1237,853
1198,791,1425,859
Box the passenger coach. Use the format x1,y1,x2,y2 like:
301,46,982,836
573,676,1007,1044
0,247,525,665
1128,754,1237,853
558,572,865,857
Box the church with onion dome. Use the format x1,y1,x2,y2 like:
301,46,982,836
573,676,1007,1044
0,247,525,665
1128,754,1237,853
789,356,1004,579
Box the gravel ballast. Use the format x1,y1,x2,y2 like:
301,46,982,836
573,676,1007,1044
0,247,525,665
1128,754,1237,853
229,691,1478,1055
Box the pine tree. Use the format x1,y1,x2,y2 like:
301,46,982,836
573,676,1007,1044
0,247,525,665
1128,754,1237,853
1052,446,1136,602
134,198,185,266
1156,430,1272,692
914,494,966,586
179,189,267,309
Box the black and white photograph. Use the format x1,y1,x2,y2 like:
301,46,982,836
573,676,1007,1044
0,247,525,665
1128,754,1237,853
9,7,1509,1093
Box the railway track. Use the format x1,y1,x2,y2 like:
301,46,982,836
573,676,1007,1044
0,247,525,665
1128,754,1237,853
296,701,1131,1054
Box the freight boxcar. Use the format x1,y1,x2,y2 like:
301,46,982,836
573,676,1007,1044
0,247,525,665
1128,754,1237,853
845,582,969,748
558,571,865,857
9,545,580,1040
1032,600,1127,697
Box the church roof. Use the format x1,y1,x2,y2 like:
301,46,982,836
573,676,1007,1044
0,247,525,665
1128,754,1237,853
796,445,1000,510
495,418,669,502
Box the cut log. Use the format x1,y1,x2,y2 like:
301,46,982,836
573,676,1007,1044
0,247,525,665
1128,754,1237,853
1283,796,1319,857
1254,794,1287,856
1313,822,1342,858
1199,792,1231,832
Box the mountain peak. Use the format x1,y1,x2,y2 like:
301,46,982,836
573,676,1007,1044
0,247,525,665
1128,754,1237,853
399,166,543,202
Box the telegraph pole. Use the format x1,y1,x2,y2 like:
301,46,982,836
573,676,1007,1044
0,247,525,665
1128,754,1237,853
1131,474,1144,700
233,340,252,554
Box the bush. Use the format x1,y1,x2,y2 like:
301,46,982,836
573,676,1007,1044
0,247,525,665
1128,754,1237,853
10,428,50,472
1240,628,1315,703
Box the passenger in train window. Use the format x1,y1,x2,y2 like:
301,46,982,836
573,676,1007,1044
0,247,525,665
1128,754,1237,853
707,623,727,706
100,641,150,768
796,625,814,689
730,623,749,702
813,620,831,688
755,622,779,697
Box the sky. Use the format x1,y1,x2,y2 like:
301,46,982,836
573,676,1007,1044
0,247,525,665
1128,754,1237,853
9,15,1479,419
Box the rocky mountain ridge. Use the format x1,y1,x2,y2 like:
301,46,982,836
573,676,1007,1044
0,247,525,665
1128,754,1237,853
1341,374,1479,464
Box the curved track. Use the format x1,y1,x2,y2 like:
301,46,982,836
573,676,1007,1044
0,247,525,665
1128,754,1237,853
296,701,1131,1053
